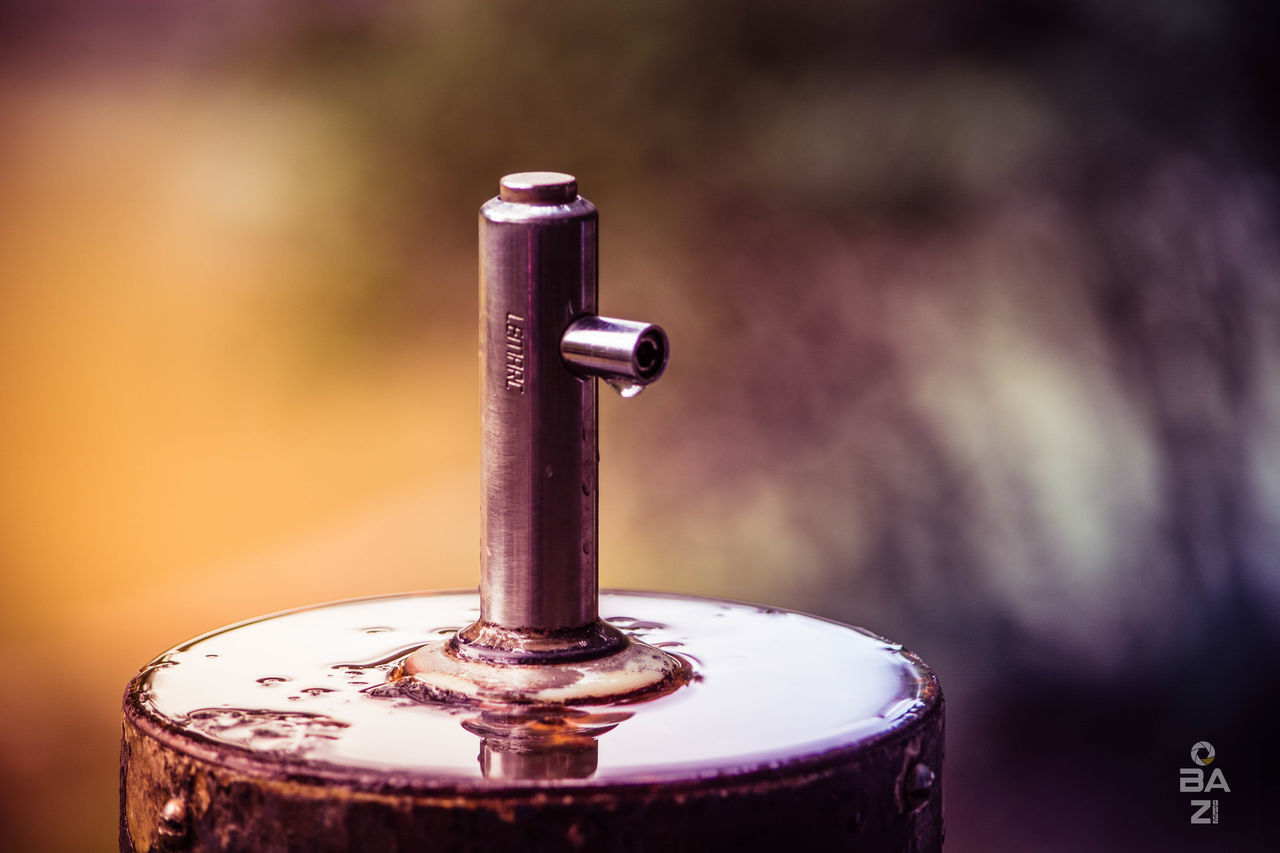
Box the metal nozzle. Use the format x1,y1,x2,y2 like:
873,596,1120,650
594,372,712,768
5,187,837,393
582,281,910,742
562,316,669,397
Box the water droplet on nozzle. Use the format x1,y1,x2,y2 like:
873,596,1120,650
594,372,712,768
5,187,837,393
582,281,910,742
605,378,645,398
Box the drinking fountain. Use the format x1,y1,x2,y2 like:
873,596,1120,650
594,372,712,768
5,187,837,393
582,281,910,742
120,172,944,852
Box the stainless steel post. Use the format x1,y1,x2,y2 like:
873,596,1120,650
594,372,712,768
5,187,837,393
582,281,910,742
454,172,667,664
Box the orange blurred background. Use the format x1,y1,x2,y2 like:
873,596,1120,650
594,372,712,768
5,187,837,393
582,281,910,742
2,2,1278,850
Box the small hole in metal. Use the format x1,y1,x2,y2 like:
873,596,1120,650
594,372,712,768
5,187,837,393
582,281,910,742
635,333,664,378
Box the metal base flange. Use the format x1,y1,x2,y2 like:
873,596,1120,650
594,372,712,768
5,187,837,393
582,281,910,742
386,635,690,706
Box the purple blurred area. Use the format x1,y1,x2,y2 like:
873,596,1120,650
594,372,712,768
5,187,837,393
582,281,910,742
2,2,1278,850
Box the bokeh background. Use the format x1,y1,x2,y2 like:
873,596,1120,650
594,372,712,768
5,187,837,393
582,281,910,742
2,1,1278,850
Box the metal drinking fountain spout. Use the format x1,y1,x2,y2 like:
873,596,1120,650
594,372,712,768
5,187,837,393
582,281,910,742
470,171,665,652
398,171,688,703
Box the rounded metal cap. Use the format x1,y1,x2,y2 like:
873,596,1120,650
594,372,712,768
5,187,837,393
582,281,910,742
499,172,578,204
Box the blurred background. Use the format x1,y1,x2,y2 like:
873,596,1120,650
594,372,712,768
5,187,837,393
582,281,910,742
2,1,1278,850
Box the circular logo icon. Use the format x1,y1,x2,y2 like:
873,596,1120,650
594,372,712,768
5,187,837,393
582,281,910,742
1191,741,1215,766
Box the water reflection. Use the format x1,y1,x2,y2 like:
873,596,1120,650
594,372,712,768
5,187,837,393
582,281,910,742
138,592,934,781
462,706,633,781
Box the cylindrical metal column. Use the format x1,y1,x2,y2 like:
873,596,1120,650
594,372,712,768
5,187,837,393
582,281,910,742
477,172,599,632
